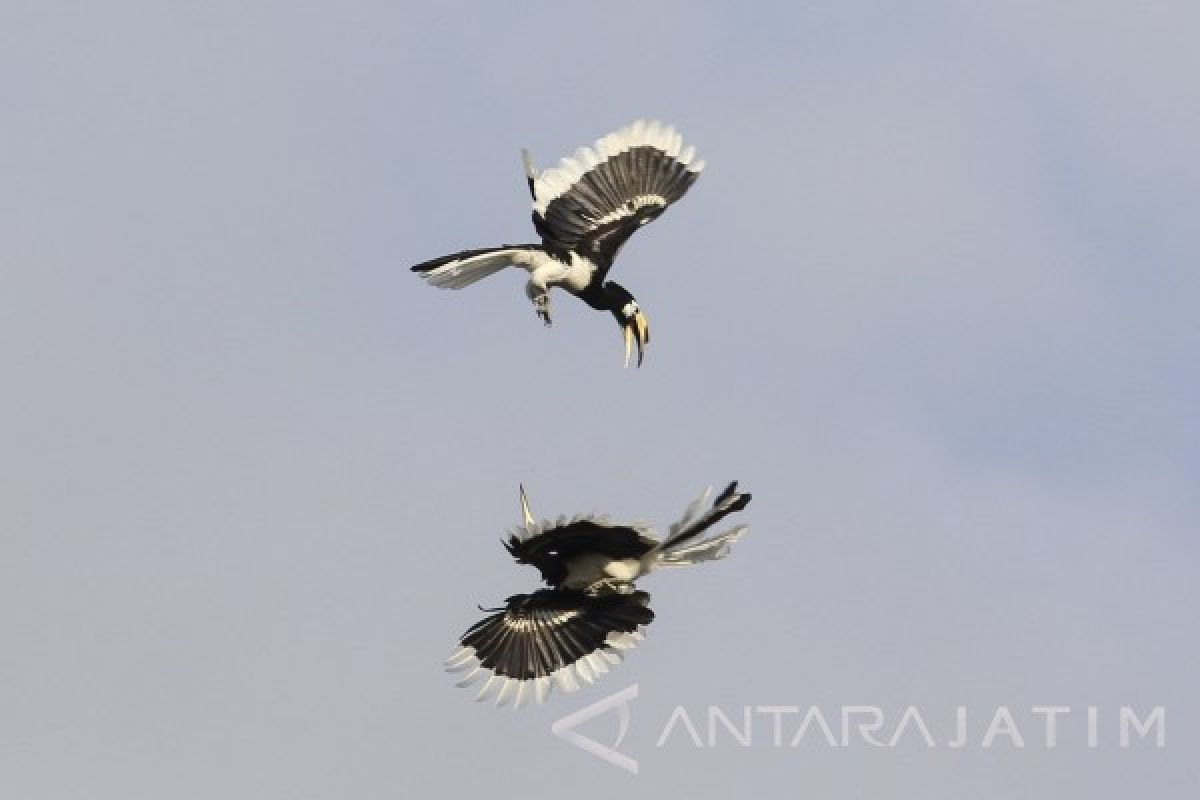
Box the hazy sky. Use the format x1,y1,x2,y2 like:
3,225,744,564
3,2,1197,797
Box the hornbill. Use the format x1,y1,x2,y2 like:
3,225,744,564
410,120,704,367
445,482,752,708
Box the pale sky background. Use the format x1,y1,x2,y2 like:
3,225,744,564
2,2,1197,797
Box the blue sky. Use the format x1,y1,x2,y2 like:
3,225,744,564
2,2,1196,797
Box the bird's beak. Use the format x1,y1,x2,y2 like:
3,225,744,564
519,484,535,531
621,311,650,368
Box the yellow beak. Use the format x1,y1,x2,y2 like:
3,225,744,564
621,311,650,368
519,484,535,530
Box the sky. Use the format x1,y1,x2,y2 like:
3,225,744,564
2,1,1197,797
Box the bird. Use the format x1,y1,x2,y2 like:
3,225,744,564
410,120,705,367
445,481,752,708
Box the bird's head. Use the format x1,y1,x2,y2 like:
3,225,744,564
603,282,650,368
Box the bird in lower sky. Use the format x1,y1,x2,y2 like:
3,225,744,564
410,120,705,367
445,481,752,708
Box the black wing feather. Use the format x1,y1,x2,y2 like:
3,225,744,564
459,588,654,682
532,125,702,266
579,205,667,268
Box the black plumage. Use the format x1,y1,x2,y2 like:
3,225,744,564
461,589,654,685
504,519,656,587
445,482,752,708
411,121,704,367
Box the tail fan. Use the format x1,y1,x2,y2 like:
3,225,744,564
654,481,752,566
411,244,542,290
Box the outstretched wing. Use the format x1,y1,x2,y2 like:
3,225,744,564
529,120,704,270
410,244,543,289
505,515,658,587
445,588,653,708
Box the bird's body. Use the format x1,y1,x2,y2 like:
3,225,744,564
445,482,751,708
411,120,705,366
528,250,594,296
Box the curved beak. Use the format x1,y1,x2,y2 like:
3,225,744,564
621,311,650,368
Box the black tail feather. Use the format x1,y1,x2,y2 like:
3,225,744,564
660,481,752,551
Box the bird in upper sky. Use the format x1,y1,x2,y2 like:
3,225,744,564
410,120,705,367
445,481,751,708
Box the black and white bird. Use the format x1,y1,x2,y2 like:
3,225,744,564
411,120,704,367
445,481,751,708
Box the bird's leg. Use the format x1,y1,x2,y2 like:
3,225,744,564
525,276,553,326
533,292,552,327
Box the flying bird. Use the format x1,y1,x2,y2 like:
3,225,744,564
411,120,705,367
445,481,751,708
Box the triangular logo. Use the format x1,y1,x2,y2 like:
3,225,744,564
551,684,639,774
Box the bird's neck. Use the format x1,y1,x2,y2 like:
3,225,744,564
578,282,616,312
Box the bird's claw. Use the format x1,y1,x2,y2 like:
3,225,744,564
534,295,552,327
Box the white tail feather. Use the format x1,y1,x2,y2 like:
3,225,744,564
645,481,752,571
416,247,541,290
420,253,513,289
668,486,711,539
656,525,748,567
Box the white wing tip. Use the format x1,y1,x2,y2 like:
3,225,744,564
531,120,701,212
